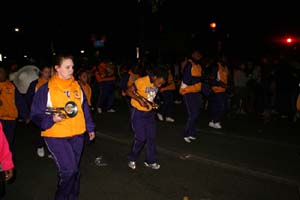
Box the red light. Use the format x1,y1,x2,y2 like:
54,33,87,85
286,38,292,43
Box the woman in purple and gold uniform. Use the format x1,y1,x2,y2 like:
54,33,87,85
127,67,168,170
30,54,95,200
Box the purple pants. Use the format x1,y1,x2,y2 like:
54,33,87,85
209,92,228,123
160,91,174,118
183,93,200,137
128,108,157,164
97,80,115,111
45,134,84,200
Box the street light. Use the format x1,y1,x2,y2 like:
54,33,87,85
80,50,85,54
209,22,217,33
14,27,20,32
210,22,217,29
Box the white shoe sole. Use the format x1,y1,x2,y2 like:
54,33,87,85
184,137,191,143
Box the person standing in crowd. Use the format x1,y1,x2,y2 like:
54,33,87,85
77,69,92,107
180,49,204,143
26,65,51,157
30,54,95,200
233,63,248,114
94,59,116,114
0,66,29,156
0,122,14,199
77,68,94,145
127,67,168,170
208,60,229,129
157,65,176,122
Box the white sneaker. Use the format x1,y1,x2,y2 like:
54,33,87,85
144,162,160,170
208,121,215,128
157,113,164,121
128,161,136,170
107,109,116,113
189,136,196,140
37,147,45,157
214,122,222,129
165,117,175,122
209,121,222,129
97,108,102,114
184,137,191,143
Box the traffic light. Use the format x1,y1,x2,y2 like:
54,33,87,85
284,36,295,45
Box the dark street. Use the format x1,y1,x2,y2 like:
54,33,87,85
3,100,300,200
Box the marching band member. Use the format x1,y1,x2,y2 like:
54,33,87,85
30,54,95,200
26,65,51,157
94,60,116,114
127,67,168,170
180,49,204,143
157,65,176,122
77,69,92,107
208,61,229,129
0,66,29,156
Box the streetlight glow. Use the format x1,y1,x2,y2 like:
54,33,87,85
14,27,20,32
210,22,217,29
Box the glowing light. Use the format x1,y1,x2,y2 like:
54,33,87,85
136,47,140,59
286,37,293,43
210,22,217,29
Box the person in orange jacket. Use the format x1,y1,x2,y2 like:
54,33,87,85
208,60,229,129
0,66,30,156
179,49,204,143
94,60,116,114
30,54,96,200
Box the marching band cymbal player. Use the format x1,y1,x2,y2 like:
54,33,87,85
30,54,95,200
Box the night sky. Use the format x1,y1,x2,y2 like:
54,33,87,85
1,1,300,63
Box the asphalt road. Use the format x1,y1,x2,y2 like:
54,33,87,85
3,99,300,200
